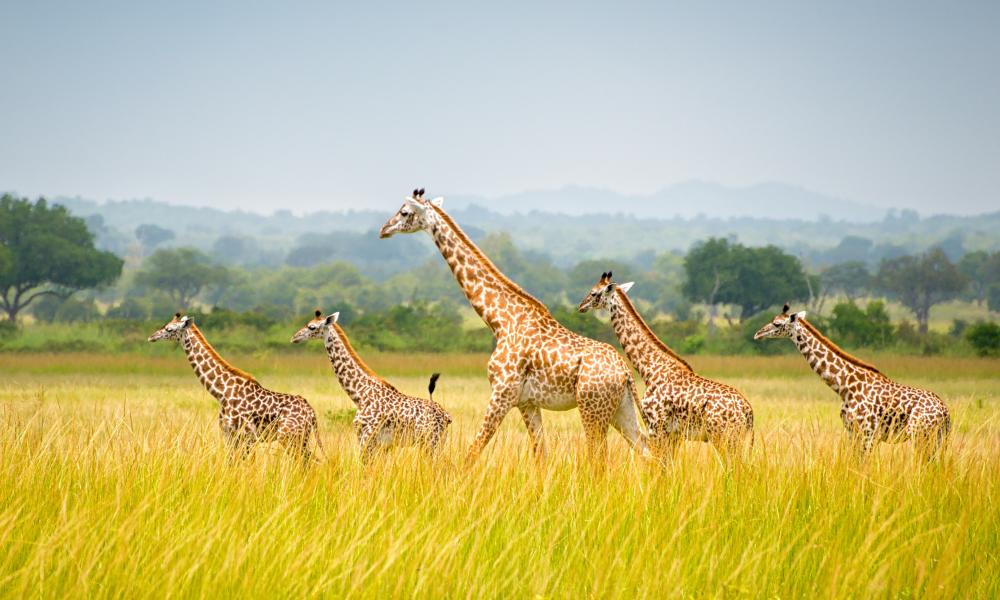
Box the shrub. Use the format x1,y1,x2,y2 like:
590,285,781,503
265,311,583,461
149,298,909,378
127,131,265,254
828,300,894,348
966,322,1000,357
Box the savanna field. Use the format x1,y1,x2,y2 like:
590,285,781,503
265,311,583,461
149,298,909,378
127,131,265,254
1,352,999,598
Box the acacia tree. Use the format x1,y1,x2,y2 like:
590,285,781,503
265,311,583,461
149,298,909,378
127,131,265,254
683,238,809,325
821,261,872,302
0,195,123,323
682,238,736,331
877,248,967,334
134,247,229,309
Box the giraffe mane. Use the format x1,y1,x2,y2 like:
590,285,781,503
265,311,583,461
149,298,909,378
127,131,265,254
799,319,884,377
188,323,258,383
615,288,693,372
430,205,553,318
332,323,400,393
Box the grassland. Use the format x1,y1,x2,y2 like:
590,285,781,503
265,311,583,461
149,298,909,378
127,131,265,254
1,352,998,598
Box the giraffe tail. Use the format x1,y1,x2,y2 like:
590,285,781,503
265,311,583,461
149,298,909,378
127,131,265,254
428,373,441,400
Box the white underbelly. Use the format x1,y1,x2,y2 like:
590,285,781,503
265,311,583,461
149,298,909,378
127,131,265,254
521,377,577,411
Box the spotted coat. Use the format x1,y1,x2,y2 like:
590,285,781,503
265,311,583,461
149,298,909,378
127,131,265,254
149,314,322,460
292,311,451,461
380,191,646,462
755,305,951,458
579,273,753,456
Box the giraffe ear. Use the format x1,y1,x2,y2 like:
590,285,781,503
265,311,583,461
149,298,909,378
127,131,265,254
429,196,444,207
180,316,192,328
793,310,807,321
326,312,340,324
617,281,635,293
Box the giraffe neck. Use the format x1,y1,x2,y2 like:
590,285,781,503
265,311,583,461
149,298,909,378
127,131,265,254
426,206,551,332
608,289,692,382
180,324,256,401
790,320,880,395
323,323,397,408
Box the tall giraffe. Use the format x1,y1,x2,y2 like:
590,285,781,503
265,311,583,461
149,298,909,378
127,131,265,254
291,310,451,461
148,313,322,460
578,272,753,457
380,189,646,462
754,304,950,458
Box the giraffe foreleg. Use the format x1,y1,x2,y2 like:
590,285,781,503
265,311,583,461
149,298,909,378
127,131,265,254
466,380,521,464
221,414,259,460
357,423,385,465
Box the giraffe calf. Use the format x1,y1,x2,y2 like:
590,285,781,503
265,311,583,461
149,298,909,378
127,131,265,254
149,313,323,462
292,310,452,461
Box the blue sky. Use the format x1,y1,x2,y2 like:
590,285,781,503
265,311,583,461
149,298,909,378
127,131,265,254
1,1,997,214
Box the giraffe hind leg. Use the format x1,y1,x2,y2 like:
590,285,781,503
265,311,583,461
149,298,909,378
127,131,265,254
610,385,648,457
517,404,546,462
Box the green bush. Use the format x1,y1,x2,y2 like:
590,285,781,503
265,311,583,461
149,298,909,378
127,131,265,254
966,322,1000,357
828,300,894,348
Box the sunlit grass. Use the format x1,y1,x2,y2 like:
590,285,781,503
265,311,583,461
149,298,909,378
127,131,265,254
0,354,998,598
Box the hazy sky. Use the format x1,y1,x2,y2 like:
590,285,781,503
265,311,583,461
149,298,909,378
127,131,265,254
2,1,998,214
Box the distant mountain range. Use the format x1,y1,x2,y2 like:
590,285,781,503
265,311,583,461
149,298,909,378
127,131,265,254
447,181,889,222
41,185,999,269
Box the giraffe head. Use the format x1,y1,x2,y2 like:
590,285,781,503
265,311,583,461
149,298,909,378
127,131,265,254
378,188,444,238
291,309,339,343
753,304,808,340
577,271,635,313
148,312,192,342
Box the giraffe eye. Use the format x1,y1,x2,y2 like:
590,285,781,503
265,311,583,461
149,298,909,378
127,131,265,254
308,324,316,330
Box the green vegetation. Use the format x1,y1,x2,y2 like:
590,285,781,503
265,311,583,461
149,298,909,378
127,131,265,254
0,354,997,598
1,197,997,358
966,321,1000,357
877,248,969,334
0,194,123,323
682,237,810,323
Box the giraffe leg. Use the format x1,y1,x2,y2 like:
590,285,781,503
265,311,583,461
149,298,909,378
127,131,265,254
358,425,382,465
466,380,521,464
647,426,681,465
848,428,876,462
908,411,950,462
610,384,649,457
517,404,546,461
576,384,617,467
223,416,259,460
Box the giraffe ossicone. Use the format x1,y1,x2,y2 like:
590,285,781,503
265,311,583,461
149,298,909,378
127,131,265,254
754,305,950,458
291,309,451,462
380,190,647,463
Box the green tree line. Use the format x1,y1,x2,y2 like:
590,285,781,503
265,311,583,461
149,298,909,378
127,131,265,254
3,194,999,356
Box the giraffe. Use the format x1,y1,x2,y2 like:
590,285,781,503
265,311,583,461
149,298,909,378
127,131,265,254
578,272,753,458
754,304,951,459
148,313,323,461
379,189,646,463
291,310,451,461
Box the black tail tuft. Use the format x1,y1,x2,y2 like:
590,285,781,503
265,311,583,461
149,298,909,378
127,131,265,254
428,373,441,399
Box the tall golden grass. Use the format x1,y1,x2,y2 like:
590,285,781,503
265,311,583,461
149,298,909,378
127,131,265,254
1,354,998,598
